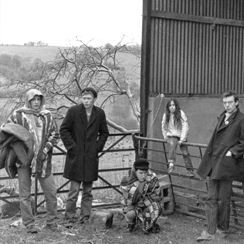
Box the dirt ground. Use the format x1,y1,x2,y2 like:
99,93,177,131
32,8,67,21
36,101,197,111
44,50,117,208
0,211,244,244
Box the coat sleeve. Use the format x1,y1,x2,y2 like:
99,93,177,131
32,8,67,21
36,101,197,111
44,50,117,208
180,110,189,142
144,177,162,204
96,110,109,152
161,113,167,139
6,111,18,124
44,114,60,151
230,117,244,159
59,108,77,150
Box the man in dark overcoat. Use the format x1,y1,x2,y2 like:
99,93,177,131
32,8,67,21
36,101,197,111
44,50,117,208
60,87,109,226
197,91,244,241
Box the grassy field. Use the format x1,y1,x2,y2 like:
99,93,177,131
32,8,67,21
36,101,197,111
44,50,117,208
0,45,140,81
0,45,62,62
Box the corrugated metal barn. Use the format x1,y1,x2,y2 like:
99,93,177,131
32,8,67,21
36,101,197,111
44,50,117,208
140,0,244,138
136,0,244,231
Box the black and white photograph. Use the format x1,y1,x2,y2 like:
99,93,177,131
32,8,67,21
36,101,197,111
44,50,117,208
0,1,244,243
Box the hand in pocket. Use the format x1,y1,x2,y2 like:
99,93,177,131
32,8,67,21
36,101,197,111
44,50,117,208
69,146,77,158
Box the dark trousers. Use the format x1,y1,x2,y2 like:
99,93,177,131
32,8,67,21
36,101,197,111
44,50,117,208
205,179,232,234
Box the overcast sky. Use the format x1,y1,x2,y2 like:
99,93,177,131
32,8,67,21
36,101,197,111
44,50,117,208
0,0,143,47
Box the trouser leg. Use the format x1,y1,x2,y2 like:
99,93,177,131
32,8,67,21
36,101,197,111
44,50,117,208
217,180,232,231
38,173,57,225
205,179,218,234
180,144,194,171
80,181,93,219
168,137,178,163
17,166,34,227
65,180,81,219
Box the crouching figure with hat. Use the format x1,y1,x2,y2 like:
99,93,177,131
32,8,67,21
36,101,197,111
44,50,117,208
120,159,162,234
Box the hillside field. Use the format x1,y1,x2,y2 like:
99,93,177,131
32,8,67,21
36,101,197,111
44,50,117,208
0,45,141,82
0,45,62,62
0,45,141,129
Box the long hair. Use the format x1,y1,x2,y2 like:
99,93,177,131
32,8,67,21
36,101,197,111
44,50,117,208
165,98,182,129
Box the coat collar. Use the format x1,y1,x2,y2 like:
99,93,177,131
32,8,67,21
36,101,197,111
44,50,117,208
217,108,239,131
79,104,97,128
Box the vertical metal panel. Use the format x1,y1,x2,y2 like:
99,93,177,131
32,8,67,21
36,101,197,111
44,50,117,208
146,0,244,95
140,0,152,139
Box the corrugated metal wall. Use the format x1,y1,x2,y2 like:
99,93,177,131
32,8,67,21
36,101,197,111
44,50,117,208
146,0,244,95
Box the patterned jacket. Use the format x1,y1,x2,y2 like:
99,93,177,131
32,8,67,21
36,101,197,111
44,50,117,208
120,169,162,208
6,109,59,178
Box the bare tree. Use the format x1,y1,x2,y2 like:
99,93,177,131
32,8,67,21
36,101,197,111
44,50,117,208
5,40,140,133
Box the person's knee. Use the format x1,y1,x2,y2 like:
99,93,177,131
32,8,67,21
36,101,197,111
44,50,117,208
181,148,189,156
169,140,175,147
83,191,93,198
126,210,136,221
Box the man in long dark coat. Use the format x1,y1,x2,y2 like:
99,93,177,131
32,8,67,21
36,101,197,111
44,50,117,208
197,91,244,241
60,87,109,226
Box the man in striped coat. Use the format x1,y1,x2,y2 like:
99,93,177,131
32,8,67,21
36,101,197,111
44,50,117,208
4,88,60,233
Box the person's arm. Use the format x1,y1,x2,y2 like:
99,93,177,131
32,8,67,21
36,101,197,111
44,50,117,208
5,111,18,125
145,177,162,203
229,118,244,159
161,113,168,140
59,108,76,150
44,114,60,153
96,110,109,152
179,110,189,143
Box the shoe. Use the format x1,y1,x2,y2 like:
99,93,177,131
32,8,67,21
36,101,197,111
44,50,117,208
62,218,76,228
216,228,228,239
168,162,175,174
142,221,153,234
126,222,136,232
79,217,89,225
27,224,39,234
186,170,195,178
46,223,59,232
142,226,151,234
151,223,160,233
197,230,215,241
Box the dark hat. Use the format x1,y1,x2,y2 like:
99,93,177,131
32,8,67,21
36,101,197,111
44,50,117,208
133,159,149,170
81,87,98,98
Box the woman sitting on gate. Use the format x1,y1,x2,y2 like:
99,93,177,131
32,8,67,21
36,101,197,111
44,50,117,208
120,159,162,234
